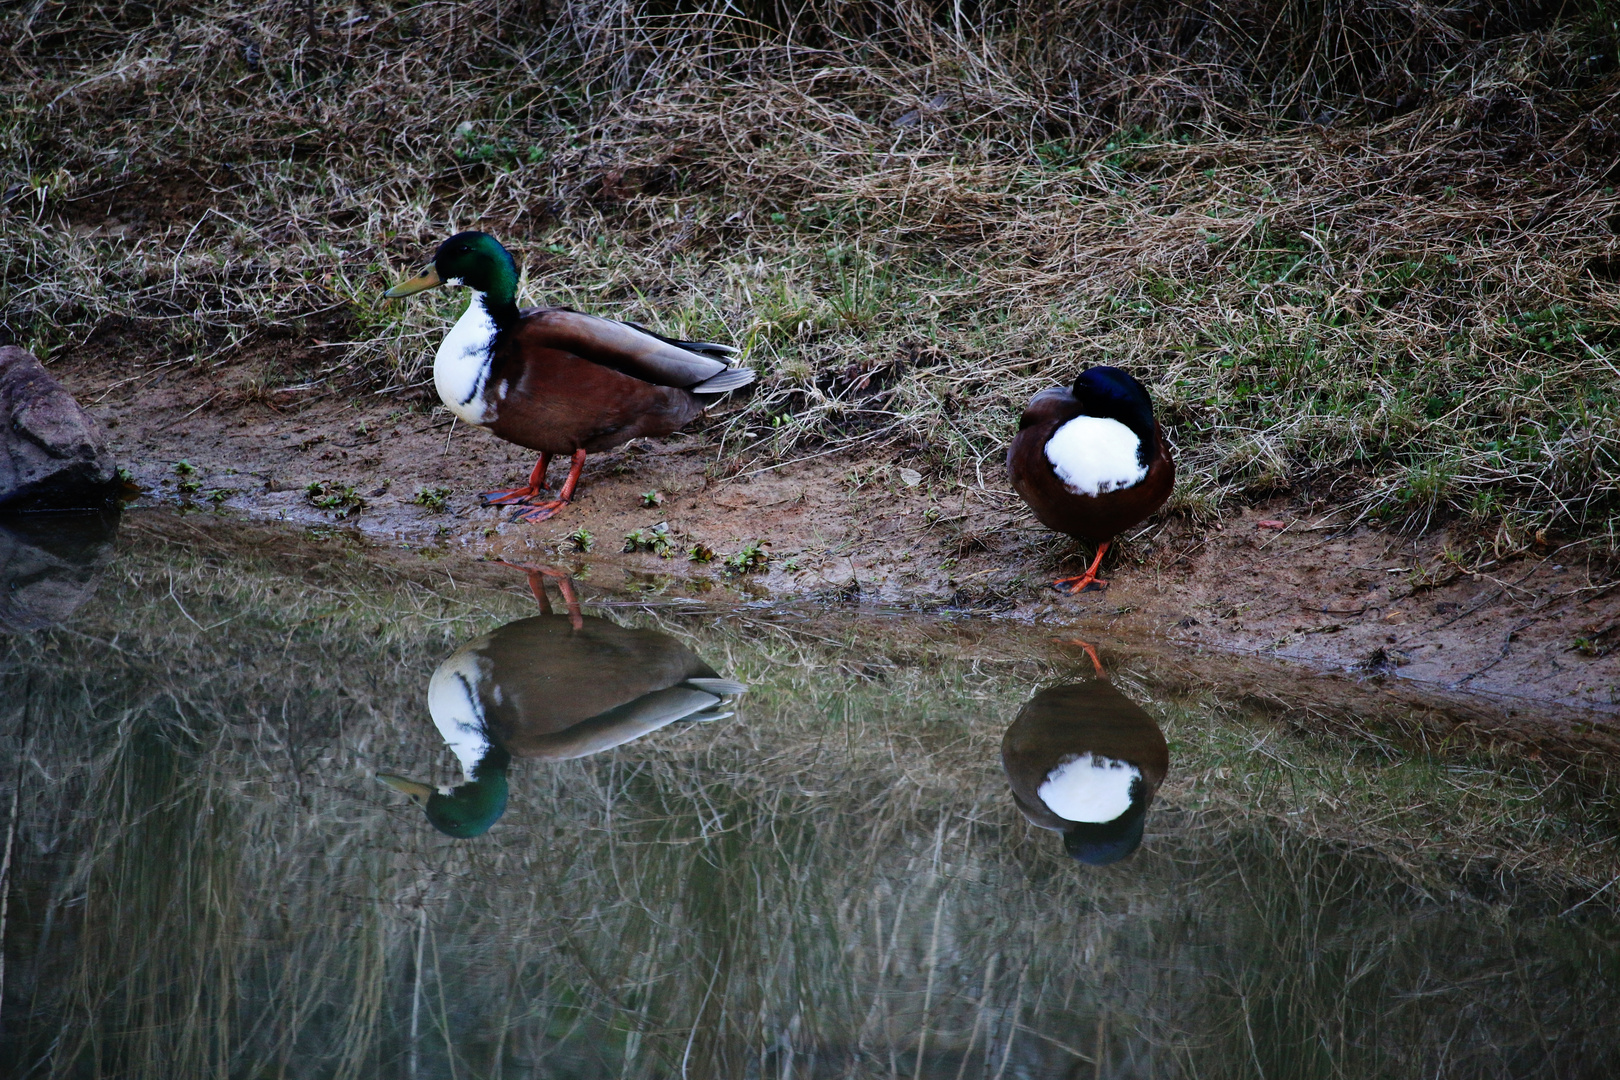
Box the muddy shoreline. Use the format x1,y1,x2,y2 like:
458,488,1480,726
61,350,1620,718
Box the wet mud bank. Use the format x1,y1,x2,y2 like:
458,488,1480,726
65,350,1620,721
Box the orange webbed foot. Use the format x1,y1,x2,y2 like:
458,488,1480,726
509,499,570,524
1052,572,1108,594
480,484,552,507
483,454,554,507
1054,541,1110,595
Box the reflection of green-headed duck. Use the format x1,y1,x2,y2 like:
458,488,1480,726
1007,366,1174,594
379,568,745,837
1001,666,1169,866
383,231,754,522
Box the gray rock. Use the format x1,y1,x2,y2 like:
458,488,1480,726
0,346,118,509
0,510,119,632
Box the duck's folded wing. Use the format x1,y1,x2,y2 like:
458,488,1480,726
520,308,753,391
517,687,723,760
622,320,739,359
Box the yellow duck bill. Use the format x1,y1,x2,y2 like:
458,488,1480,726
376,773,436,803
383,267,443,298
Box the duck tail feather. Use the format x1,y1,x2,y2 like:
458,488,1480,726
685,677,748,696
675,339,740,357
621,320,739,358
691,368,756,394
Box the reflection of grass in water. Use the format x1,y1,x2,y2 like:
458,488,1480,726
2,516,1619,1077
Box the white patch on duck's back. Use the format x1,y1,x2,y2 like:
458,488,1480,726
434,292,498,427
1044,415,1148,496
1037,753,1139,823
426,642,495,779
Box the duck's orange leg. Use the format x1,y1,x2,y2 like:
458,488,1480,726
510,449,586,524
498,560,585,630
1053,637,1107,678
480,453,552,506
1053,541,1110,594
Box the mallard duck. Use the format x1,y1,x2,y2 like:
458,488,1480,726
1008,366,1174,593
378,567,745,837
384,232,754,522
1001,662,1169,865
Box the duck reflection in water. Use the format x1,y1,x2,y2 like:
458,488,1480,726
379,564,746,837
1001,641,1168,865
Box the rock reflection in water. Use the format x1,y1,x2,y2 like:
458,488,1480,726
1001,678,1169,865
379,566,746,837
0,509,118,632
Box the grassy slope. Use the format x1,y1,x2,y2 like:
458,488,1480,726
4,0,1620,556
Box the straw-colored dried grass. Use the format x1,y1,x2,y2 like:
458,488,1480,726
3,2,1620,549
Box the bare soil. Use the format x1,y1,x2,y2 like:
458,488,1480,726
60,349,1620,720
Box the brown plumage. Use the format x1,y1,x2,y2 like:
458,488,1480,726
443,613,742,760
1001,682,1169,864
378,564,746,838
484,309,709,457
384,232,753,523
1007,367,1175,593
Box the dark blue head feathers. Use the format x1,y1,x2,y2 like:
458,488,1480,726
1072,366,1157,447
1061,795,1148,866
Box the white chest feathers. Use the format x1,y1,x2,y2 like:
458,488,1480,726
1038,753,1140,823
427,642,495,780
1045,416,1149,496
434,293,498,427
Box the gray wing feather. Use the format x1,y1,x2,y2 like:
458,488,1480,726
522,687,723,760
684,677,748,696
528,308,749,391
691,369,756,394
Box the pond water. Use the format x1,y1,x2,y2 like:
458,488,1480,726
1,512,1618,1079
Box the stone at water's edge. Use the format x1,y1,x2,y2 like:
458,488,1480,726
0,346,118,509
0,510,119,632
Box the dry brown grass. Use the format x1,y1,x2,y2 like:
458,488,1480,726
4,2,1620,551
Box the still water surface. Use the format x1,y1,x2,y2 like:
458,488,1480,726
1,513,1617,1078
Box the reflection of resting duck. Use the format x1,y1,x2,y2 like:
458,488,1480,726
1001,649,1168,865
379,567,745,837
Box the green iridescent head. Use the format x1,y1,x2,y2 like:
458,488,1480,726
383,230,519,308
378,746,512,838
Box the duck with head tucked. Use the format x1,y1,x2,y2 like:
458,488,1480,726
378,566,746,837
385,232,754,522
1008,366,1174,593
1001,642,1169,865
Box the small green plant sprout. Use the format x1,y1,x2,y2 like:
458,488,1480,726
172,461,196,476
567,527,594,553
724,541,770,574
641,490,665,507
305,481,364,518
687,542,716,563
207,489,231,504
1573,635,1610,658
413,486,452,513
624,522,674,557
177,478,202,496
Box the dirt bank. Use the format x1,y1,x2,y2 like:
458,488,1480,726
61,350,1620,716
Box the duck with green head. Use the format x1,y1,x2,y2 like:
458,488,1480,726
379,567,746,837
384,232,754,521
